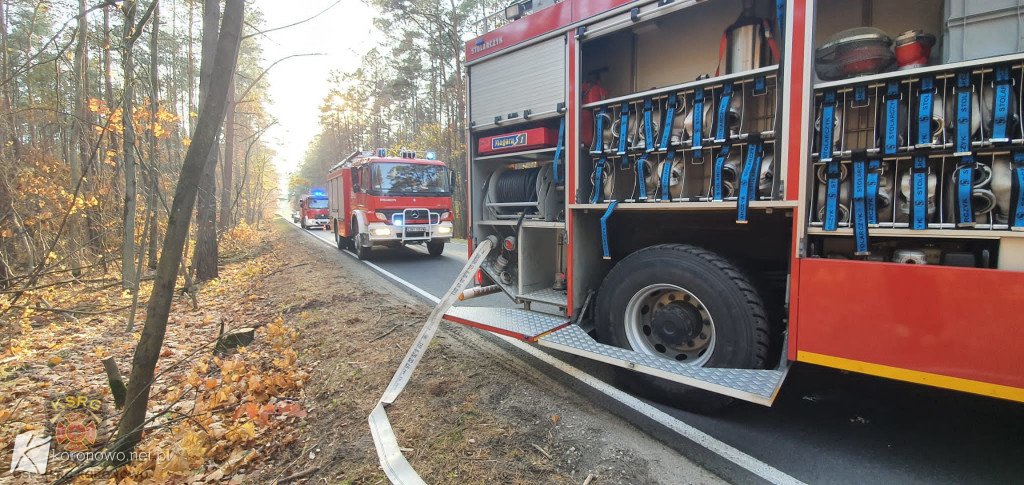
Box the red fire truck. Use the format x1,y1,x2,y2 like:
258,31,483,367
297,191,330,230
448,0,1024,410
326,149,455,259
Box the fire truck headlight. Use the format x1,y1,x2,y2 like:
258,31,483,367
375,212,387,221
372,227,391,237
437,226,452,235
441,211,451,220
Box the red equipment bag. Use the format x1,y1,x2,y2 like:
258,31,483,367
478,126,559,155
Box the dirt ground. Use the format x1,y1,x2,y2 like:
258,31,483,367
257,219,725,485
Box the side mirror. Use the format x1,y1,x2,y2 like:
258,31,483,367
448,170,456,189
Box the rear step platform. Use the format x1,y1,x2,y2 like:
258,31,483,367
444,306,787,406
443,307,569,342
517,288,569,310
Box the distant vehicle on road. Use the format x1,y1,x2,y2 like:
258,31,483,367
326,149,454,259
291,211,300,223
297,192,329,230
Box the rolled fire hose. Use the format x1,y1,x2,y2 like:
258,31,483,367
369,237,495,485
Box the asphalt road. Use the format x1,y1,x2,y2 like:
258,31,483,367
294,221,1024,484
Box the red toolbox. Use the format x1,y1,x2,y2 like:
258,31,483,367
478,126,558,155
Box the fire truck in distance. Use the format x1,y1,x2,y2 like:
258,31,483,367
297,191,330,230
444,0,1024,412
326,149,455,259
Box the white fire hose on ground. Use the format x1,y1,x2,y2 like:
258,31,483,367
368,237,495,485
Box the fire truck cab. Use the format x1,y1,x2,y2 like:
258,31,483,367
327,150,455,259
297,192,330,230
448,0,1024,411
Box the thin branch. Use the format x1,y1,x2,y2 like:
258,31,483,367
241,1,341,40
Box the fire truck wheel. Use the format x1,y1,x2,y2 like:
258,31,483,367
354,234,372,260
594,244,770,412
427,241,445,257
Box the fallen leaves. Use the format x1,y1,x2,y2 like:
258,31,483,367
0,226,310,483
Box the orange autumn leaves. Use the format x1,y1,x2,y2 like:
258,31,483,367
88,97,183,142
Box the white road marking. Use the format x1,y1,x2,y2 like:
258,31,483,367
284,216,806,485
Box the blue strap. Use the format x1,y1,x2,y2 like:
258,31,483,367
956,157,976,227
715,84,734,143
992,67,1012,142
866,159,881,225
854,86,867,105
820,90,836,162
660,94,677,150
852,157,869,254
693,88,705,157
595,106,606,153
643,98,654,152
917,77,934,146
713,145,731,201
600,200,619,259
553,116,565,185
637,153,649,200
617,103,629,155
754,76,767,96
660,151,674,201
884,81,900,154
737,142,761,223
591,158,606,204
776,0,785,36
1012,151,1024,229
955,72,973,155
823,160,841,231
911,156,928,230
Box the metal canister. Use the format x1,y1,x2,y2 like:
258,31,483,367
726,0,767,74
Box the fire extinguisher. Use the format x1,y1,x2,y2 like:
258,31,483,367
581,68,609,150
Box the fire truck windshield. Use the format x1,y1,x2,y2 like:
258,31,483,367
306,198,328,209
371,162,450,196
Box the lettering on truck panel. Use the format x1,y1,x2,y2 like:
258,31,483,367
492,133,528,150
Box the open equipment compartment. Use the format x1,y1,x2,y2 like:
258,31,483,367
806,0,1024,267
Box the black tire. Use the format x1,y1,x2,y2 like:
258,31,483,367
352,222,371,260
427,241,445,257
594,244,770,413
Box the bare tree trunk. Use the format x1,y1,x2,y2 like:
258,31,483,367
193,0,219,282
220,77,235,229
121,0,139,289
114,0,243,457
147,1,160,270
67,0,88,277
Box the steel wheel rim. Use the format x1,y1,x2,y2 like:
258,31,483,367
623,283,716,366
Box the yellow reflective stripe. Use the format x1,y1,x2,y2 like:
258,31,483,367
797,351,1024,403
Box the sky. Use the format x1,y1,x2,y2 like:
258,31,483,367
249,0,380,179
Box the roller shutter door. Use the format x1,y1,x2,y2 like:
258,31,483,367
469,36,566,129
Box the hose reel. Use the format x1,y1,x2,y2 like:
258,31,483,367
485,164,562,221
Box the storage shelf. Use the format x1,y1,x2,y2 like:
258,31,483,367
591,133,776,158
571,200,797,211
807,226,1024,240
814,52,1024,90
582,65,780,109
474,147,556,162
810,141,1024,162
476,219,565,228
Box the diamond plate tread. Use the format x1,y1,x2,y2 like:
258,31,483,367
518,288,568,307
444,307,569,340
539,325,785,400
